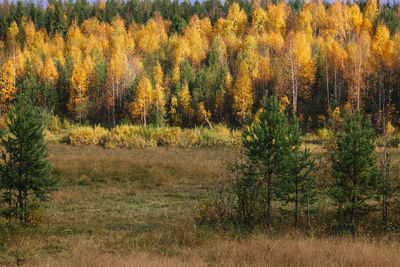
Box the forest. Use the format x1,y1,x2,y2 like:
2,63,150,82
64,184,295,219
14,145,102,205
2,0,400,265
0,0,400,129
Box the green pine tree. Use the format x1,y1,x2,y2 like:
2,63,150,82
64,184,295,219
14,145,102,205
330,111,380,235
241,95,290,227
0,95,58,224
275,115,316,229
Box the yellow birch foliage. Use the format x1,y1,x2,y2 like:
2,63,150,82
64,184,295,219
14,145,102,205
345,31,371,109
277,31,315,109
372,24,393,69
66,21,85,64
232,60,253,123
178,82,193,121
68,64,88,121
130,76,153,125
322,1,346,39
6,21,19,52
135,13,168,55
153,61,166,115
169,96,180,126
266,2,287,34
349,4,363,35
252,7,268,32
24,20,36,48
225,3,248,37
197,102,212,127
183,16,211,66
40,56,58,85
296,3,314,36
0,60,16,115
364,0,380,22
225,71,233,95
49,33,65,66
237,34,259,80
14,49,26,79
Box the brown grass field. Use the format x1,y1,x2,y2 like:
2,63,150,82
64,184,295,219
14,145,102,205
1,144,400,266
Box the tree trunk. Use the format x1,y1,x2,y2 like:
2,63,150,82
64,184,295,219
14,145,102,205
266,171,272,227
382,77,388,223
351,194,357,236
379,75,382,128
79,86,82,124
18,188,23,223
8,188,12,221
290,42,297,115
326,61,330,110
112,79,115,126
357,46,362,111
334,61,338,107
143,102,147,126
306,181,311,232
203,114,213,128
295,172,299,228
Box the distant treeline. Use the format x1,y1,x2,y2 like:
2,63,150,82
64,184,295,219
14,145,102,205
0,0,400,129
0,0,256,39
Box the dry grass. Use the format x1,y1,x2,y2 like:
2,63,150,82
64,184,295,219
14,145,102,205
1,144,400,266
28,235,400,267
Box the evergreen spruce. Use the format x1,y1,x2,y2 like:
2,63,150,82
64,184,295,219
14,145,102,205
0,95,58,223
330,111,380,235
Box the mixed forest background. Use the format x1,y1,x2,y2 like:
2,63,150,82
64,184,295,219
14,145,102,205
0,0,400,129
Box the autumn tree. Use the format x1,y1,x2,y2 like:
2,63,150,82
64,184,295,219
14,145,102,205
130,76,153,126
0,60,17,115
106,16,129,125
320,36,347,108
6,21,19,86
345,31,370,110
371,24,393,127
278,31,315,115
197,102,212,128
68,63,88,123
178,82,193,126
232,60,253,124
152,61,166,125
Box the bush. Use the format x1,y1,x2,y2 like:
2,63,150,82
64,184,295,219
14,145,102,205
195,199,235,227
66,124,238,148
69,125,108,146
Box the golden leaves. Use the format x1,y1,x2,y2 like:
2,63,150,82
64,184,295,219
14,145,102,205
0,60,16,115
68,63,88,120
130,76,153,124
232,60,253,124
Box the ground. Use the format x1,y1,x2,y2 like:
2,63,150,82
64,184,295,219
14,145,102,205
1,144,400,266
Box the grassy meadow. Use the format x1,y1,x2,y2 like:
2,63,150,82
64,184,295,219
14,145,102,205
0,143,399,266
